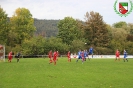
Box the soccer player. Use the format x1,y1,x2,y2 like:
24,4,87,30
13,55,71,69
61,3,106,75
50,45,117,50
115,49,120,61
67,51,71,62
16,51,21,63
8,51,13,62
48,50,53,64
88,46,93,60
81,51,85,64
123,49,128,62
76,50,82,63
53,51,57,65
84,50,88,61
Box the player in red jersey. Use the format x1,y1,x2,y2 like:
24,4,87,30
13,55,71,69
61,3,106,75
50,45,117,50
8,51,13,62
53,51,57,65
81,51,85,64
48,50,53,64
115,49,120,61
67,51,71,62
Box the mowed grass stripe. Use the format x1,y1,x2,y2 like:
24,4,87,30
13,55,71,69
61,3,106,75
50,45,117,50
0,58,133,88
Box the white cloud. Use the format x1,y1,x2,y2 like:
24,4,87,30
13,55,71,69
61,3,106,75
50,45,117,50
1,0,133,25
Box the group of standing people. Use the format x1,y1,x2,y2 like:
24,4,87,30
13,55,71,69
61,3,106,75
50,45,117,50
48,50,59,65
8,51,21,63
115,49,128,62
8,47,128,64
76,46,93,64
48,47,94,65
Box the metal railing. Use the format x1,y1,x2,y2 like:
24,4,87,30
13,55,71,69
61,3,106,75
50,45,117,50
5,55,68,58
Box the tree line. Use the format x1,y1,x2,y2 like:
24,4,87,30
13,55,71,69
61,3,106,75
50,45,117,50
34,18,59,37
0,7,133,56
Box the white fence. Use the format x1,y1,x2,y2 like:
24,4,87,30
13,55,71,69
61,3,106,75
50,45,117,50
4,55,133,59
70,55,133,59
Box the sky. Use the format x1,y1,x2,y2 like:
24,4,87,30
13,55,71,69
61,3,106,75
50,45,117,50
1,0,133,25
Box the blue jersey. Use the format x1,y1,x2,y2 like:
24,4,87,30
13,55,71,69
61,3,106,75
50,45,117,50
124,51,127,55
84,51,87,57
78,51,81,56
89,48,93,54
124,50,127,58
78,51,82,59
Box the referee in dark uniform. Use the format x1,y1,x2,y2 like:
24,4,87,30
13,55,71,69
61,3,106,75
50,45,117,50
17,52,21,63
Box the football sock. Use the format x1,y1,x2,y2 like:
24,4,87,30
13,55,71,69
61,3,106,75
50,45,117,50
126,59,128,62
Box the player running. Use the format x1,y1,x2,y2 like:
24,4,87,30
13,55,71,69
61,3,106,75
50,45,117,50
53,51,57,65
81,51,85,64
84,50,88,61
8,51,13,62
88,46,93,60
115,49,120,61
16,51,21,63
76,50,82,62
48,50,53,64
67,51,71,62
76,50,82,63
123,49,128,62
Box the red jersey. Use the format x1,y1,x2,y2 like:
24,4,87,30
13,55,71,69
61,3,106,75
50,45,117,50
8,52,12,58
48,51,52,58
81,52,84,58
67,52,70,58
53,51,57,60
115,50,120,56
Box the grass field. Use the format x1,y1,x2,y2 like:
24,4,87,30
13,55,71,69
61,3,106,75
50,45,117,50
0,57,133,88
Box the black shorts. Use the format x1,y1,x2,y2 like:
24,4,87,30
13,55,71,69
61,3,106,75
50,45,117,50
16,56,20,58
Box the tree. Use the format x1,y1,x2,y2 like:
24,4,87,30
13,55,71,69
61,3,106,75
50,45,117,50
128,23,133,34
125,41,133,54
126,23,133,42
70,39,85,53
126,34,133,42
44,37,69,55
84,11,110,47
10,8,36,45
109,28,128,53
22,36,46,55
113,21,127,28
0,6,9,44
57,17,81,45
34,19,59,37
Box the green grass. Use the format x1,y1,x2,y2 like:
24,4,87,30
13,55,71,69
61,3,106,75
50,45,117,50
0,58,133,88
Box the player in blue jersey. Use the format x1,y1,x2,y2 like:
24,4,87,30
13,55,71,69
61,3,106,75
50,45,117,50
88,46,93,59
84,50,88,61
123,49,128,62
76,50,82,63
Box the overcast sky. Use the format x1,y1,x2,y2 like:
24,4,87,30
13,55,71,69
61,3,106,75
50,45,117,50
1,0,133,25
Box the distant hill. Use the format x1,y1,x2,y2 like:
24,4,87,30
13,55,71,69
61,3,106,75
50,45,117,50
34,18,60,37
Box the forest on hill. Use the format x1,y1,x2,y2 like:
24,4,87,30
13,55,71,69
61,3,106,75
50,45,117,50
34,19,59,37
1,7,133,56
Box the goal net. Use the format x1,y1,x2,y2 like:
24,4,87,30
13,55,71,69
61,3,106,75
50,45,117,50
0,45,5,62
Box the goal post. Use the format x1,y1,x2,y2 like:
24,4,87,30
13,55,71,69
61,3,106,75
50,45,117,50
0,45,5,62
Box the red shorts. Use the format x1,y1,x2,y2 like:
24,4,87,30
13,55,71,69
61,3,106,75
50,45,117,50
49,56,52,58
82,57,84,60
8,56,12,60
116,55,119,57
53,57,56,61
